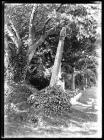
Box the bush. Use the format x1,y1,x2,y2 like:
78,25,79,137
5,83,37,119
28,85,72,119
5,83,35,104
5,83,72,126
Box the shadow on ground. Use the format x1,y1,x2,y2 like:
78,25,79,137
4,86,98,138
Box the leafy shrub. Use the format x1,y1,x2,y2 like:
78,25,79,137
28,85,72,120
6,83,35,104
5,83,73,126
5,83,38,121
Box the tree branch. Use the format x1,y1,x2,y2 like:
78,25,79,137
42,4,63,34
5,24,19,51
27,4,63,64
6,16,22,54
8,18,21,43
45,24,59,36
28,24,58,63
29,4,38,41
45,4,63,26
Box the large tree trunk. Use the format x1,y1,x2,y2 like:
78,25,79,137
50,27,66,87
58,63,61,80
57,63,65,90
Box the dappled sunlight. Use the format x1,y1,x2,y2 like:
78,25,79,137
4,3,101,138
5,87,98,137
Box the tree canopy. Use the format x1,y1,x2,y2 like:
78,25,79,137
4,3,101,89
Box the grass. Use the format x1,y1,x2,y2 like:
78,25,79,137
78,86,97,104
4,86,98,138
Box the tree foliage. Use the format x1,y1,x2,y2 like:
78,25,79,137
5,3,100,87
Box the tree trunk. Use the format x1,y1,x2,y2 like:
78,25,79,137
58,63,61,80
71,73,75,90
71,67,76,90
50,27,66,87
4,37,9,69
57,63,65,90
71,69,83,91
85,76,88,88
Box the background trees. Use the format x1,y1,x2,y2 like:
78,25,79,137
4,3,101,90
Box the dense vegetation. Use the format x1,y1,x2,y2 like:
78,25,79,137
4,3,101,127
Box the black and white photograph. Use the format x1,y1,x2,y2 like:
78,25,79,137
4,2,102,138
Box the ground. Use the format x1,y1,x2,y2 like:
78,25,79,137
4,86,99,138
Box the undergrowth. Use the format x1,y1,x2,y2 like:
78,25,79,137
5,83,73,127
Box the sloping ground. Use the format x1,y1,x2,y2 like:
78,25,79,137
4,86,99,138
